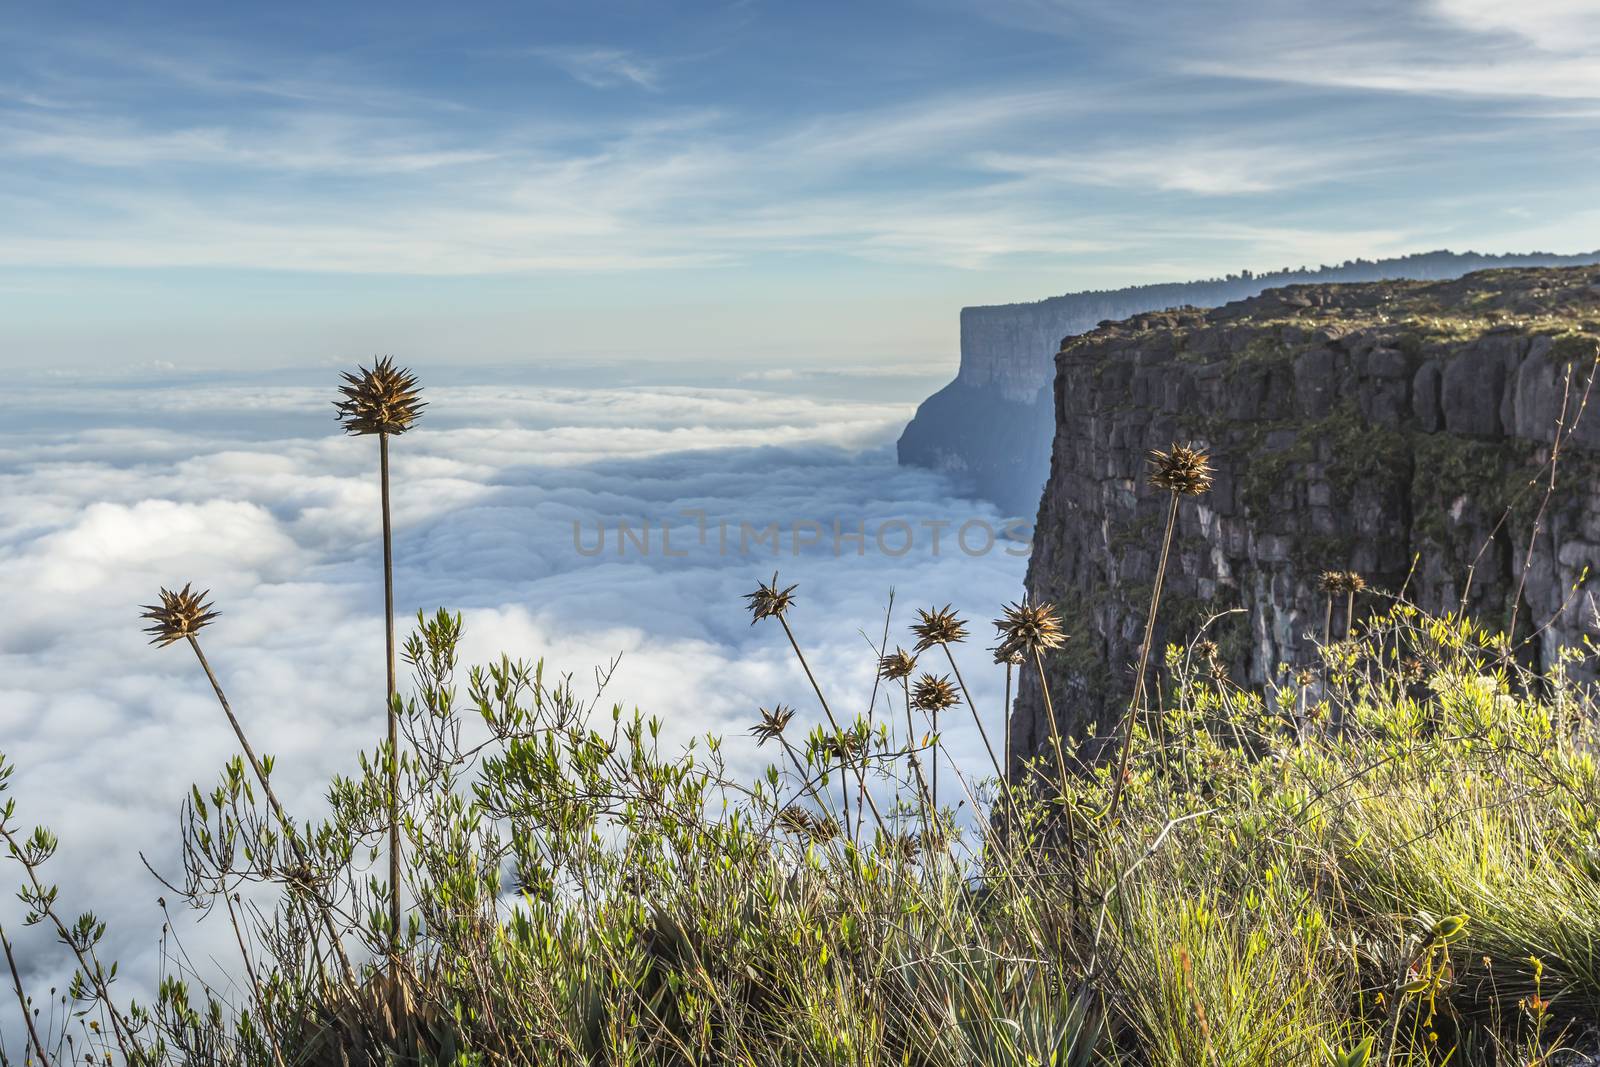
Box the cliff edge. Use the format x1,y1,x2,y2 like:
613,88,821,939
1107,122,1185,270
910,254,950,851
1011,266,1600,772
900,251,1600,517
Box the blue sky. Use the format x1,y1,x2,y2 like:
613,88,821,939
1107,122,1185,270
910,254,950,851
3,0,1599,371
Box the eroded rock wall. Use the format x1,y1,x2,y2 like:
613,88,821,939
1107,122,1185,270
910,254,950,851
901,251,1600,518
1011,267,1600,771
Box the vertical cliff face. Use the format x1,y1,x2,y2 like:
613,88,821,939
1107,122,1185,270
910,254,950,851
1010,267,1600,770
899,251,1600,517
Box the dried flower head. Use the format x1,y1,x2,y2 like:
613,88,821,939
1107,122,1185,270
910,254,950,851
1295,668,1317,688
993,647,1025,666
140,584,220,647
992,599,1067,661
1148,444,1213,496
750,705,795,746
883,831,921,862
821,730,867,763
911,673,960,712
911,606,968,651
1343,570,1367,594
334,357,425,437
1318,570,1345,595
878,647,917,681
744,573,797,624
778,805,839,843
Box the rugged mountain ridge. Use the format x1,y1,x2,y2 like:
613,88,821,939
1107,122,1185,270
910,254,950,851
899,251,1600,516
1009,266,1600,771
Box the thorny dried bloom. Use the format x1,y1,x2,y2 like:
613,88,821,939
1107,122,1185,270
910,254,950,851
1320,570,1368,596
334,357,425,437
911,674,960,712
744,573,797,624
1195,639,1229,681
1148,444,1214,496
992,600,1067,662
821,730,867,763
911,606,968,652
877,648,917,681
1295,668,1317,687
778,805,839,843
750,705,795,746
140,584,220,647
883,831,921,861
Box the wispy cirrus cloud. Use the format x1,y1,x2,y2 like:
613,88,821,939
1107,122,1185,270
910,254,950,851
532,46,663,91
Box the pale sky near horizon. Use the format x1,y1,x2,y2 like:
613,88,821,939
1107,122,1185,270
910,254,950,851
3,0,1600,373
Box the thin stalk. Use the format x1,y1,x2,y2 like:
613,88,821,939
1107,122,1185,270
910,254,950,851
1324,596,1333,647
1002,661,1013,780
1,926,48,1067
1034,646,1083,912
939,645,1004,783
379,432,402,957
187,636,359,990
903,679,933,845
838,744,850,839
1345,589,1357,638
776,617,885,833
1107,491,1180,820
1034,649,1072,796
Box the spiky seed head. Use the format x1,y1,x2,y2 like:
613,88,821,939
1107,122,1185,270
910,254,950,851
911,606,968,651
883,831,921,862
1148,444,1213,496
992,599,1067,662
778,805,838,843
334,357,425,437
821,729,867,763
1318,569,1345,595
878,648,917,681
911,673,960,712
750,705,795,746
1343,570,1367,593
743,572,797,624
993,647,1025,666
140,584,220,647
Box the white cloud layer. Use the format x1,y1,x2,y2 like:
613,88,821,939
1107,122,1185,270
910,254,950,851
0,371,1028,1028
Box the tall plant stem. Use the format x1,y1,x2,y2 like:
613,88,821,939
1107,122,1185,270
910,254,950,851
379,432,403,958
1345,590,1357,638
1032,648,1082,911
903,680,934,843
839,747,850,839
2,926,48,1067
1107,491,1180,820
187,636,359,990
939,645,1004,783
776,617,885,833
1323,597,1333,647
1034,649,1071,796
1003,662,1013,781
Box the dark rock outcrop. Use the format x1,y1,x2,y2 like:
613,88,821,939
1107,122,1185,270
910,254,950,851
900,251,1600,516
1010,267,1600,770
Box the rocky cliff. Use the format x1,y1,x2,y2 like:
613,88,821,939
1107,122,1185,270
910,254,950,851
900,251,1600,516
1010,266,1600,771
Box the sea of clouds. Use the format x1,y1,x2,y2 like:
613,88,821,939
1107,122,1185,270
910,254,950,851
0,364,1030,1030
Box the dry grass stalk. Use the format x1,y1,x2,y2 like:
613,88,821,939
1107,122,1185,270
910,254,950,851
335,357,424,961
1107,444,1212,819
